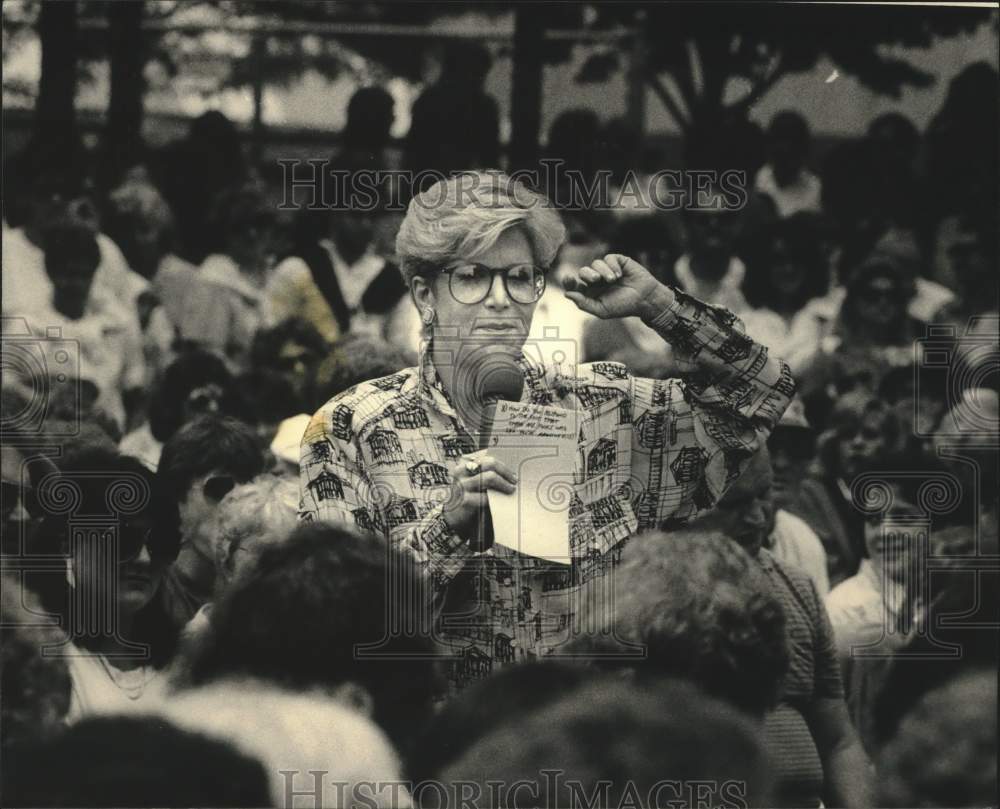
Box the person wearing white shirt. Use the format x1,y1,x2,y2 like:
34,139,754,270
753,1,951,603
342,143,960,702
673,190,750,314
176,187,278,371
754,111,823,219
10,223,147,433
32,451,179,722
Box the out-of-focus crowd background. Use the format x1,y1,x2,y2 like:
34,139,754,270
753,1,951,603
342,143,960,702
1,2,997,808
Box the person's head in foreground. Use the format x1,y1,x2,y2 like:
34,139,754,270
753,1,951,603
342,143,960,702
156,415,266,572
179,521,441,764
157,679,410,808
210,473,299,592
437,677,773,809
410,660,594,783
0,575,72,750
688,446,776,558
2,714,271,808
31,447,180,666
569,528,788,718
877,668,997,808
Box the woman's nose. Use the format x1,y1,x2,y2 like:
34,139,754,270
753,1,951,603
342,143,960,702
134,542,152,565
484,273,511,308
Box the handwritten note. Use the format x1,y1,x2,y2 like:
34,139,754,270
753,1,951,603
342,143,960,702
479,402,578,563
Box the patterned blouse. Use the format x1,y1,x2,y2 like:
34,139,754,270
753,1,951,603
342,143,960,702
300,287,795,689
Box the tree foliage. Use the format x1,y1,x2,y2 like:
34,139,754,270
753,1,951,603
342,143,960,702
577,2,994,132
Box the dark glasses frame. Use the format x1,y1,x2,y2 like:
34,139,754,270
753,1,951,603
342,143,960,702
442,263,547,305
203,475,237,503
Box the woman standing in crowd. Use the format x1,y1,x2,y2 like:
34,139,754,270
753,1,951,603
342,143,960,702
301,172,794,689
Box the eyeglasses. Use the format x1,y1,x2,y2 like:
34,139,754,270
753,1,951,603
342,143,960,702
443,263,546,305
203,475,236,503
117,523,157,563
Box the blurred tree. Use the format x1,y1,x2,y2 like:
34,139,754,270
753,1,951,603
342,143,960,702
577,3,993,161
33,0,80,144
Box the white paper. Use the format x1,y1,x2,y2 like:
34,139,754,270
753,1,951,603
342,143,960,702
477,401,579,563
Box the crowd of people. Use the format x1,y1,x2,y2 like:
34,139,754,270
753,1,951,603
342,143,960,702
1,47,998,809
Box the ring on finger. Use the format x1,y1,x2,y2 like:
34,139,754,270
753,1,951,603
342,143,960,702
464,459,481,475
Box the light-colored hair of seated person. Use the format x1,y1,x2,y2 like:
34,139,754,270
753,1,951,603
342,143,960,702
151,679,411,808
211,474,300,588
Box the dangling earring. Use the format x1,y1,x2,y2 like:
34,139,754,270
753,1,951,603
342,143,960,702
422,307,436,327
65,557,76,589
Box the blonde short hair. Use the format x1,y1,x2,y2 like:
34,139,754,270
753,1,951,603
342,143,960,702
212,474,299,581
154,679,410,807
395,171,566,284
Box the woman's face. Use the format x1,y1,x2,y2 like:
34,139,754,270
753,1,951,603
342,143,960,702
72,512,166,617
769,242,806,297
837,409,890,480
418,227,540,360
854,274,905,327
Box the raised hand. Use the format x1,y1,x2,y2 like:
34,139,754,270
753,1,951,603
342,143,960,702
562,254,671,320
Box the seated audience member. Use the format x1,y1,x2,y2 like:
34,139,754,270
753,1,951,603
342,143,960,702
267,205,410,349
2,143,152,322
754,111,822,218
120,348,239,471
155,416,266,630
1,382,62,551
933,387,999,526
104,169,198,330
1,575,72,749
99,170,181,382
767,400,830,595
156,680,411,808
250,317,328,415
234,368,303,456
849,524,999,755
571,529,788,719
410,661,593,783
34,221,146,433
877,363,949,454
692,448,871,809
672,187,750,314
876,669,997,808
30,449,180,720
177,185,279,371
794,246,924,399
800,391,902,587
741,213,831,361
791,230,954,381
439,679,773,809
2,715,271,808
824,454,957,670
182,474,299,641
179,522,442,765
313,332,414,402
932,212,998,323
